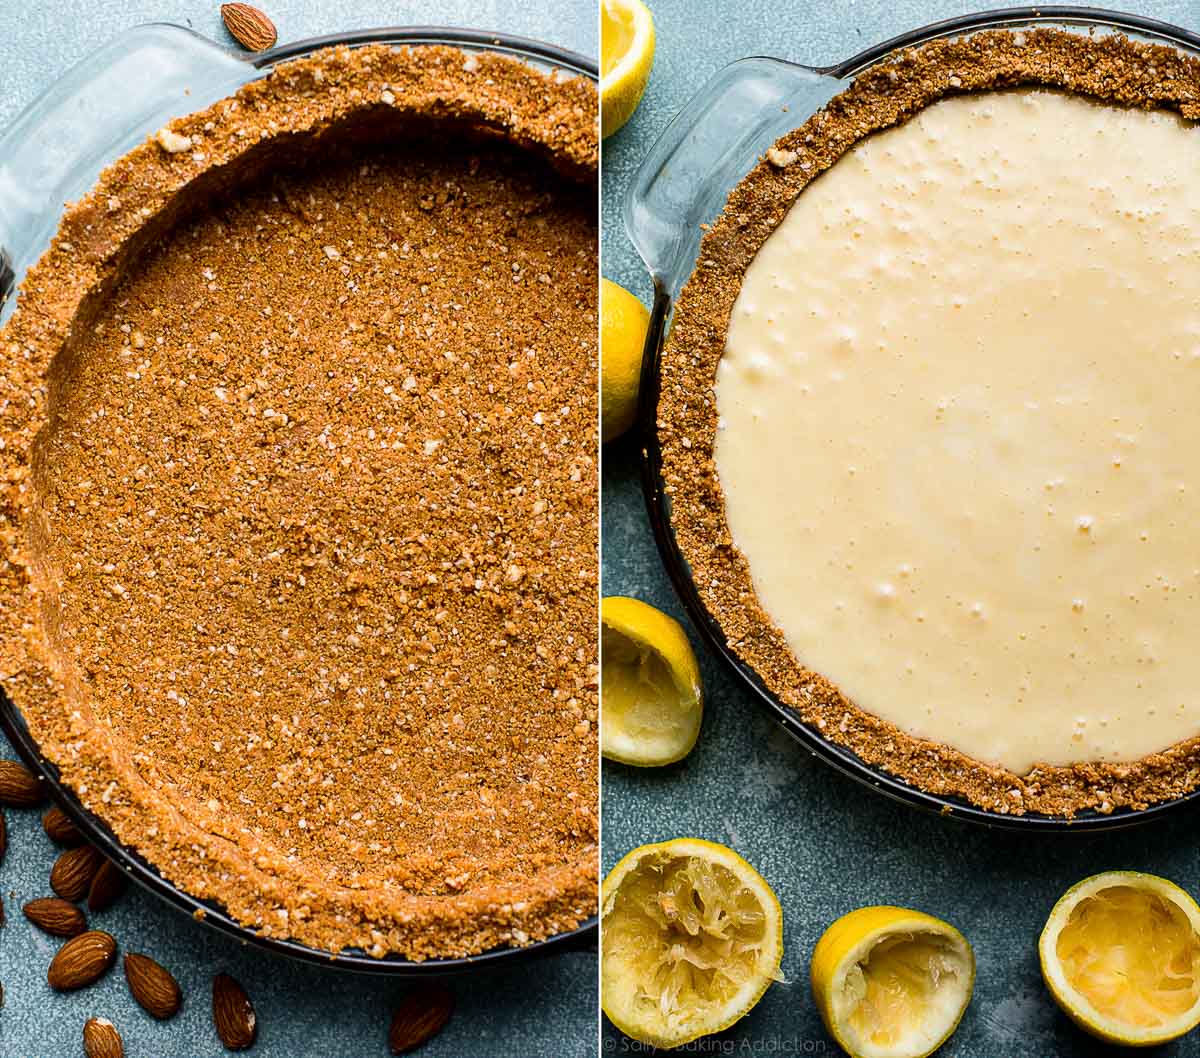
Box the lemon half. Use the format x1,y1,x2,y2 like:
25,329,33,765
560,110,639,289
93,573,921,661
600,278,650,444
600,0,655,137
601,596,701,766
1039,871,1200,1046
811,906,975,1058
602,838,783,1048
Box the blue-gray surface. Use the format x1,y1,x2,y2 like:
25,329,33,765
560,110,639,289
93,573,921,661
601,2,1200,1057
0,3,595,1057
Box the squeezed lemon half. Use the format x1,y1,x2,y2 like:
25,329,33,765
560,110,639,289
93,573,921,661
1039,871,1200,1046
811,906,974,1058
601,838,783,1048
600,278,650,443
601,596,702,766
600,0,655,137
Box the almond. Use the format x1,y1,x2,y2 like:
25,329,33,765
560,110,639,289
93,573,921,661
88,859,128,912
124,952,182,1020
50,844,102,901
42,804,83,845
0,759,44,807
213,972,257,1050
23,897,87,938
220,3,277,52
389,985,454,1054
83,1017,124,1058
48,930,117,991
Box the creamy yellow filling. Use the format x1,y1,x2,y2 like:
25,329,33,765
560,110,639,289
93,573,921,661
717,89,1200,772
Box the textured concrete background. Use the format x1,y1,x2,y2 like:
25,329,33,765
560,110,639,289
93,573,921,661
0,2,595,1057
602,2,1200,1057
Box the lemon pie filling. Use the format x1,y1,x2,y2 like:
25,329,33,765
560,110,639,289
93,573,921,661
716,89,1200,775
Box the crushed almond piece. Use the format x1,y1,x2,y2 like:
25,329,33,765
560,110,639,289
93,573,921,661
155,127,193,154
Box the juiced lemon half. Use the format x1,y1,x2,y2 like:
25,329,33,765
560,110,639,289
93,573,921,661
1039,871,1200,1046
600,0,655,137
602,838,783,1048
601,596,702,766
811,906,974,1058
600,278,650,443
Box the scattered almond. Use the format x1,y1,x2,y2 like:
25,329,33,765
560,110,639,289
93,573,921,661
48,930,117,991
50,844,102,902
220,3,277,52
213,972,257,1050
0,759,44,807
83,1017,124,1058
23,897,87,938
42,805,83,845
389,985,455,1054
124,951,183,1019
88,859,128,912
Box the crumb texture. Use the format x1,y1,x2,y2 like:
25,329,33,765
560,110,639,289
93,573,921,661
1,44,598,958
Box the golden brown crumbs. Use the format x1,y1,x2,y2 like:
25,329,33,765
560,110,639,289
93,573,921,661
0,43,597,958
661,28,1200,818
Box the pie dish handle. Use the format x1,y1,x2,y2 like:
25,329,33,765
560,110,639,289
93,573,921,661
0,23,249,312
621,56,841,300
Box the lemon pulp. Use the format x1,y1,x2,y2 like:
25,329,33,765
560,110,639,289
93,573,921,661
600,596,701,765
599,0,654,137
843,933,970,1053
1056,884,1200,1030
600,0,638,78
602,840,782,1047
1039,872,1200,1046
602,625,688,752
812,907,974,1058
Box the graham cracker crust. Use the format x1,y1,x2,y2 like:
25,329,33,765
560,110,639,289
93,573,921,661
660,28,1200,818
0,43,598,958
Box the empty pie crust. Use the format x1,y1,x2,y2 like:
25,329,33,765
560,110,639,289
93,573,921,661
0,43,598,958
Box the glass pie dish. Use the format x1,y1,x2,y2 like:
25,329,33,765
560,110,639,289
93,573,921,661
626,5,1200,833
0,22,597,975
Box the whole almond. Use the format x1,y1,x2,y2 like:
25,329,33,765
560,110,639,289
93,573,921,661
83,1017,124,1058
88,859,128,912
0,759,44,807
50,844,102,902
42,805,83,845
220,3,277,51
213,972,257,1050
124,952,182,1020
388,985,454,1054
47,930,116,991
23,897,87,938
